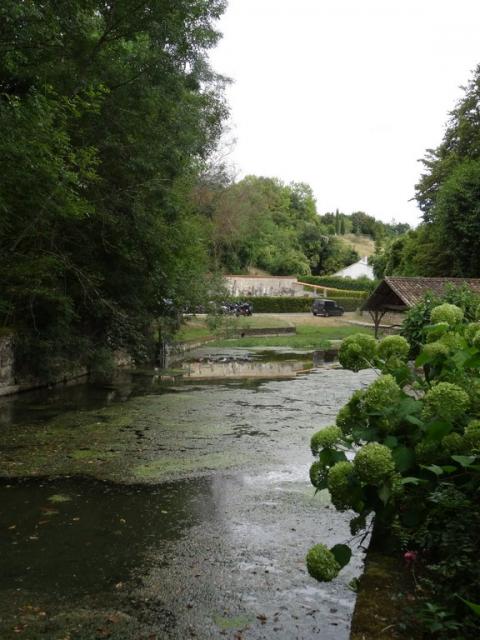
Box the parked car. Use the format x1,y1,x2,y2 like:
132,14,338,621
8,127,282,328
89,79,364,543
311,299,344,317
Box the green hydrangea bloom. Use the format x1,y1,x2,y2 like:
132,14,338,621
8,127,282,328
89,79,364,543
464,420,480,450
422,382,470,422
441,432,465,454
310,426,342,454
438,332,464,352
464,322,480,344
473,331,480,350
463,378,480,414
339,334,377,372
335,390,366,435
363,375,401,413
306,544,340,582
377,335,410,361
421,341,450,359
354,443,395,485
309,461,326,488
415,439,440,464
425,322,450,343
327,460,355,510
390,473,405,499
430,303,464,326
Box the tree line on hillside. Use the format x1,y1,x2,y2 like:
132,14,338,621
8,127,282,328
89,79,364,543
371,64,480,280
192,173,409,276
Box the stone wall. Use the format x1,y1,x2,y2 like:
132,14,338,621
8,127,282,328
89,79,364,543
0,335,133,397
225,275,312,298
0,334,15,388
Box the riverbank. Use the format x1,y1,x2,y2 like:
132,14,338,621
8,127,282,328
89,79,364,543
176,312,374,350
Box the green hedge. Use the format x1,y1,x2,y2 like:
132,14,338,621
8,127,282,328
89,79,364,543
241,296,364,313
302,286,366,299
298,275,377,292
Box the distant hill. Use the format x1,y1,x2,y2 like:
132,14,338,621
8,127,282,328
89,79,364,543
338,234,375,258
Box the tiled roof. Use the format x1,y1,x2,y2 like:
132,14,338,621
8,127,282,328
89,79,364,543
385,277,480,307
365,277,480,310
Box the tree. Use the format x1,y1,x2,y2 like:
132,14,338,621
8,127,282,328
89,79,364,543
0,1,228,378
411,64,480,275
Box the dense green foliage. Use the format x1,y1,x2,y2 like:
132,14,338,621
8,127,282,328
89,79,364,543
319,210,410,240
298,275,376,292
193,175,361,275
308,303,480,638
372,64,480,278
241,295,365,313
400,285,480,356
194,175,408,277
0,0,228,378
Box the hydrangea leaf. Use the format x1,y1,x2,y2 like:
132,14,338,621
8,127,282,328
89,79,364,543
400,477,425,485
425,419,452,441
383,435,398,449
330,544,352,569
392,445,415,472
451,454,477,467
421,464,445,476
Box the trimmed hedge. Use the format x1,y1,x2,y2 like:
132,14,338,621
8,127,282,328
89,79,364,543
241,296,364,313
302,286,366,299
299,275,377,292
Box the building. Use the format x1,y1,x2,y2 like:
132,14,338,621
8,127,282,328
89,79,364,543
334,256,374,280
363,276,480,336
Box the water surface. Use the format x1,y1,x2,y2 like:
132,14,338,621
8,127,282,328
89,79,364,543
0,349,375,639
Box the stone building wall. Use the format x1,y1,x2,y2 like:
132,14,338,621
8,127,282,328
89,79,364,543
225,275,312,298
0,334,133,397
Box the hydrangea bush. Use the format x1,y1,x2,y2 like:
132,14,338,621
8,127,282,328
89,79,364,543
307,302,480,637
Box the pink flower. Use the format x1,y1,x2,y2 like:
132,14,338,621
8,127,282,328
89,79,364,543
404,550,417,566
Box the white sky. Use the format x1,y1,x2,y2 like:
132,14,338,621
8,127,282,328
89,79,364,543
209,0,480,225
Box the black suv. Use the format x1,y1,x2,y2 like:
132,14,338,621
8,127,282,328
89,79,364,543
311,299,344,317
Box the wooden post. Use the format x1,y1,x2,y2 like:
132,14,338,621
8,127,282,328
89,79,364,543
368,309,387,338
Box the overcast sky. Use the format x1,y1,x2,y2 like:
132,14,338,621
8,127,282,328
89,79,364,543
209,0,480,225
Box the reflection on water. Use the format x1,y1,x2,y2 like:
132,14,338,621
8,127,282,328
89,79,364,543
181,358,312,379
0,347,334,429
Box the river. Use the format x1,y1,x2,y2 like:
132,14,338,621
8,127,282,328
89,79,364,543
0,347,375,639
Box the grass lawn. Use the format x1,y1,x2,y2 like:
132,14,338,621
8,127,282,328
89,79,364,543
175,313,374,348
175,314,293,342
339,233,376,257
209,324,373,349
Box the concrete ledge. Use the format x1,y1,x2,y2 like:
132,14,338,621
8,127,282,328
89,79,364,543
237,327,296,337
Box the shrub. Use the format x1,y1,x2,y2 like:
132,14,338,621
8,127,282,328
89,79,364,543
338,333,377,371
335,390,366,435
327,461,356,510
298,275,375,292
307,300,480,637
363,375,401,413
309,460,326,488
465,420,480,449
421,340,450,360
463,321,480,344
401,284,480,355
430,303,464,326
353,443,395,485
422,382,470,422
377,335,410,361
310,426,342,454
306,544,340,582
239,295,363,313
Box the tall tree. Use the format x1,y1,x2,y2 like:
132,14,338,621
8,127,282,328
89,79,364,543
0,1,228,377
